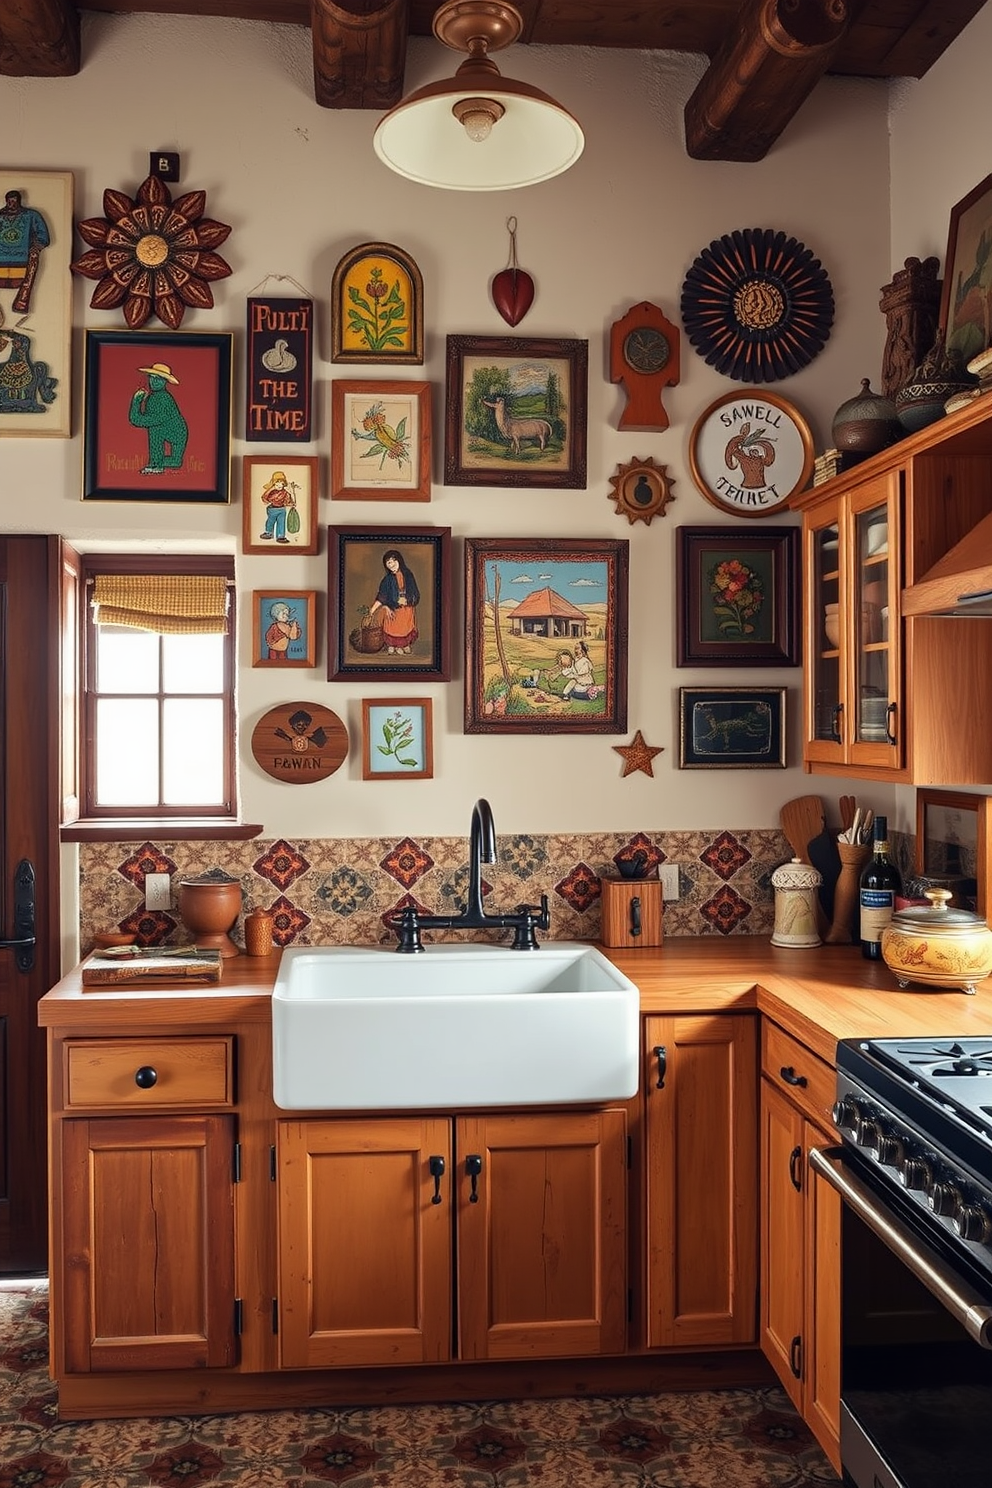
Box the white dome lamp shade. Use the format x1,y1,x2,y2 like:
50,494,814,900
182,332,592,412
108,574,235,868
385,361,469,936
373,0,584,191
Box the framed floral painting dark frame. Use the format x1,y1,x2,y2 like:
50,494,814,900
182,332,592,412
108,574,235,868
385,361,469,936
679,686,787,769
445,335,588,488
327,524,451,682
676,525,800,666
464,537,628,734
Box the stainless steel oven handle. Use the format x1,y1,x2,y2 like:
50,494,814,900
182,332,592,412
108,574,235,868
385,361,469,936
809,1145,992,1350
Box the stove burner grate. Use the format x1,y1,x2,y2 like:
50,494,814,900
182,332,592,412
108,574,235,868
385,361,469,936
885,1040,992,1080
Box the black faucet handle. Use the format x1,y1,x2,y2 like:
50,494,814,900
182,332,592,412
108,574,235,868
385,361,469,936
511,895,550,950
393,903,424,954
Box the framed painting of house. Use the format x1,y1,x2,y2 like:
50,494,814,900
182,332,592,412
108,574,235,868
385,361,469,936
445,335,588,488
327,524,451,682
464,537,628,734
0,169,73,438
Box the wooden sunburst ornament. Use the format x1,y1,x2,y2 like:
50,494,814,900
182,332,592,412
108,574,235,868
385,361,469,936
613,730,664,778
607,457,675,525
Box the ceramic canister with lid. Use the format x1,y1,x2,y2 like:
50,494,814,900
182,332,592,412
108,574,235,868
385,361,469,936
881,889,992,994
771,858,822,948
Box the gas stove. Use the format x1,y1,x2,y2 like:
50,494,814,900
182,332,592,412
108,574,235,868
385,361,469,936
835,1036,992,1282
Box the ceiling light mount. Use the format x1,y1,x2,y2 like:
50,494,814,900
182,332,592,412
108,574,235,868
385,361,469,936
373,0,584,191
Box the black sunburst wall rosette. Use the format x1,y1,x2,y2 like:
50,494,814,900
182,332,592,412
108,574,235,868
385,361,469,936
680,228,834,383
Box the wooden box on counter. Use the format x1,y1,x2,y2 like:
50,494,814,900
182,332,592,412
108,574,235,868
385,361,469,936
600,876,663,948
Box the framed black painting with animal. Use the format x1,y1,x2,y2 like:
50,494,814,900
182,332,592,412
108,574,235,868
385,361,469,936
445,335,588,488
678,686,786,768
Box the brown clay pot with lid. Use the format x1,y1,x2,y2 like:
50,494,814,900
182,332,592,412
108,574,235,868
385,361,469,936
880,889,992,994
831,378,902,456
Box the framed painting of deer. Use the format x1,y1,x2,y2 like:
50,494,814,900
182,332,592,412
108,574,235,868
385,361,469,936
444,335,588,488
464,536,628,734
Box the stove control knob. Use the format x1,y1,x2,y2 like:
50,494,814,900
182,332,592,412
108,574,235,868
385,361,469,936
853,1115,880,1148
874,1132,904,1166
831,1096,862,1131
954,1204,992,1243
900,1156,932,1191
928,1181,961,1217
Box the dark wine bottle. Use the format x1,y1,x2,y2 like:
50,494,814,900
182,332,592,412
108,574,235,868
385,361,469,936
859,815,902,960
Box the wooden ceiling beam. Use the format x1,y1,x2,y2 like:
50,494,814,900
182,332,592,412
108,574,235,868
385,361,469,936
310,0,408,108
0,0,79,75
684,0,854,162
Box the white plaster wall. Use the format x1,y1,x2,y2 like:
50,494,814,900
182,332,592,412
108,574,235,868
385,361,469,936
2,15,897,839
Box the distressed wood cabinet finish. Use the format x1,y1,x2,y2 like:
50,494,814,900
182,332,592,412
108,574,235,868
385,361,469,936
643,1013,758,1348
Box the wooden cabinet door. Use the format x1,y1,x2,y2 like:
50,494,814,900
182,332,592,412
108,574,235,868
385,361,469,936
759,1078,805,1411
456,1110,627,1361
276,1117,452,1369
645,1014,758,1348
60,1115,237,1372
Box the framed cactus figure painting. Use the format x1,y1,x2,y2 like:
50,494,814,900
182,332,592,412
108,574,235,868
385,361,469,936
688,389,814,517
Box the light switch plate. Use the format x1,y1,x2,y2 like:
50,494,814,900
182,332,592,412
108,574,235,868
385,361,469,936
659,864,680,901
145,873,172,911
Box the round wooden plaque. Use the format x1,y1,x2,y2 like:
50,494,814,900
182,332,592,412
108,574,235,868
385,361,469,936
251,702,348,784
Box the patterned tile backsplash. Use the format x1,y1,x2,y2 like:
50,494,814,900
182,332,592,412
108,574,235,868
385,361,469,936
78,827,808,954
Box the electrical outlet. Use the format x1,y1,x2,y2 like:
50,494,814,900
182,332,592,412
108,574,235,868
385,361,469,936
659,864,680,901
144,873,172,911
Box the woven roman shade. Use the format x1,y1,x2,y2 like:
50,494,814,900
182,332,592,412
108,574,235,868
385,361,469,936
91,574,230,635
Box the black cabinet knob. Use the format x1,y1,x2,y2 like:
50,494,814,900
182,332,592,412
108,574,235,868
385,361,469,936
134,1065,158,1089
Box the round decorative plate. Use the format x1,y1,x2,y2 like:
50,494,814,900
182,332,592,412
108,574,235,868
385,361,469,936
680,228,834,383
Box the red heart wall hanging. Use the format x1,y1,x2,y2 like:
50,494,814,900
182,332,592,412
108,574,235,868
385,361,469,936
490,217,535,327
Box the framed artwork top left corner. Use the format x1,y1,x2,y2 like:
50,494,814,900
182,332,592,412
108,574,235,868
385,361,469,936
0,169,74,439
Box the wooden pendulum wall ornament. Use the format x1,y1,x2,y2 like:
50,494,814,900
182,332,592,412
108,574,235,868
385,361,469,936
609,302,680,430
490,217,535,327
607,456,675,525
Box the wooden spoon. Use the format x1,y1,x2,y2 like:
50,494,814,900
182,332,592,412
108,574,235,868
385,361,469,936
839,794,857,834
780,795,826,865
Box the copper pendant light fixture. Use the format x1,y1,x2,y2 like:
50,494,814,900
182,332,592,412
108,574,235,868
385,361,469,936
373,0,584,191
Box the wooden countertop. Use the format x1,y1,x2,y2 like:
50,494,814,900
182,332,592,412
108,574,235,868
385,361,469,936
38,938,992,1066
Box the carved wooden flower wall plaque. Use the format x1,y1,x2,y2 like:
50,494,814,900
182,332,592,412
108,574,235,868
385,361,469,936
71,174,232,329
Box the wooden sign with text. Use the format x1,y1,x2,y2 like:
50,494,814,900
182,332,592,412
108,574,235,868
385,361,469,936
246,296,313,441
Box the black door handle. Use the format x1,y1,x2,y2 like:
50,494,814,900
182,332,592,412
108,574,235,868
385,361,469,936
0,859,35,972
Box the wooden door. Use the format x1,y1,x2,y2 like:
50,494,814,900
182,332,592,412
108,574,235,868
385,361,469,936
759,1078,805,1411
0,536,62,1273
645,1014,758,1347
456,1110,627,1361
60,1114,237,1371
276,1117,452,1368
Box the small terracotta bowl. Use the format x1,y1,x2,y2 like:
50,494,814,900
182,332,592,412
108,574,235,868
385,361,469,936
93,931,137,950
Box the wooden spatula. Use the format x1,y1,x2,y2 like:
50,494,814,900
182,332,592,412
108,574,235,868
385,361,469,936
780,795,826,865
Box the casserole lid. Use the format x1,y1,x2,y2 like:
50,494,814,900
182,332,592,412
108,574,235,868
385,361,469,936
891,888,987,935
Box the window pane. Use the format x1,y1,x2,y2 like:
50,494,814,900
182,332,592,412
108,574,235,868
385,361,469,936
96,628,159,694
163,699,225,805
163,633,225,694
96,699,159,804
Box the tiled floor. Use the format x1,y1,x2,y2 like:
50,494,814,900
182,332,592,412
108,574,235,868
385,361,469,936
0,1285,840,1487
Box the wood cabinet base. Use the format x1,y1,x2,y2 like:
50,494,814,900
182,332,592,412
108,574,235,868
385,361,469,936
52,1349,775,1421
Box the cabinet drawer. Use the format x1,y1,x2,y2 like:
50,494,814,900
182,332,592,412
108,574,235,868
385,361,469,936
64,1037,234,1109
761,1021,836,1131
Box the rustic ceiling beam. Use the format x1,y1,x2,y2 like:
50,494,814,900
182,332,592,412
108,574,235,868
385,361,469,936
683,0,853,162
0,0,80,76
310,0,408,109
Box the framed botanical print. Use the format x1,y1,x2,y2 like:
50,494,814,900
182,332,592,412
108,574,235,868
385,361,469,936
327,525,451,682
331,241,423,364
0,169,73,438
464,537,628,734
242,456,319,554
251,589,316,668
676,525,800,666
678,686,787,768
361,698,433,780
331,380,431,501
82,330,232,502
688,390,814,517
444,335,588,488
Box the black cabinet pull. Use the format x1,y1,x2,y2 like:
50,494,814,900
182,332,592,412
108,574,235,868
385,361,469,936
790,1334,803,1378
629,896,641,937
428,1154,445,1205
134,1065,158,1089
653,1045,667,1090
789,1144,804,1192
885,701,898,747
466,1153,482,1203
780,1065,808,1088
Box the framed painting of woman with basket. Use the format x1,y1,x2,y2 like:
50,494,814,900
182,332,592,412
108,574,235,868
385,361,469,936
327,525,451,681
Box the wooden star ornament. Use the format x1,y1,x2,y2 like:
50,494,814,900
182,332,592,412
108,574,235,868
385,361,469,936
613,730,664,778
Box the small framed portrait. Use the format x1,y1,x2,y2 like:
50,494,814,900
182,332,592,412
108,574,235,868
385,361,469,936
242,456,320,555
688,390,814,517
679,686,787,769
327,524,451,682
444,334,588,488
82,329,233,502
251,590,317,668
331,380,432,501
940,172,992,361
361,698,434,780
0,169,73,438
331,241,423,364
464,536,629,734
676,525,800,666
